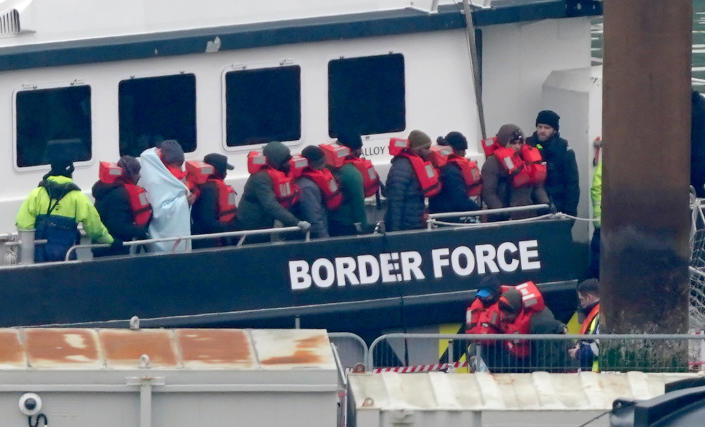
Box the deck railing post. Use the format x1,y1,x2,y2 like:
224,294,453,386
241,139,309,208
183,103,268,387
18,229,35,265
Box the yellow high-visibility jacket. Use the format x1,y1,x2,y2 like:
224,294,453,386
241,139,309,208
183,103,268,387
16,175,113,244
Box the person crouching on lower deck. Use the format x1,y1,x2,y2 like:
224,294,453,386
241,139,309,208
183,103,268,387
191,153,238,249
237,141,310,243
92,155,151,257
16,140,115,262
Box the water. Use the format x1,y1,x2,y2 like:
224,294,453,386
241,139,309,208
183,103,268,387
591,0,705,88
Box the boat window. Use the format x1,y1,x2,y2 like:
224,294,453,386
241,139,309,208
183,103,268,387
15,85,92,168
225,65,301,147
119,73,196,157
328,53,405,137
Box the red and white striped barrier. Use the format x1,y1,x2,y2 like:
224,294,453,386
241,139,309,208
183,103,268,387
373,361,467,373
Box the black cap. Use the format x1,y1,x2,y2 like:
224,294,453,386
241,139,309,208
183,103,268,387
204,153,234,175
441,131,468,151
536,110,560,131
301,146,325,164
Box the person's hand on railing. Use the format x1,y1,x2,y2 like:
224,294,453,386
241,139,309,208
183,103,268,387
297,221,311,232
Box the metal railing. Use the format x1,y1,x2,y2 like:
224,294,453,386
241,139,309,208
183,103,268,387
426,204,552,228
328,332,369,370
64,225,311,261
367,333,705,373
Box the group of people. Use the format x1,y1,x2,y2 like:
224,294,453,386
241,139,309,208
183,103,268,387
16,108,579,261
465,276,600,372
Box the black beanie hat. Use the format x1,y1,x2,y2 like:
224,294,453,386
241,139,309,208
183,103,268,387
536,110,560,130
301,145,325,165
439,131,468,151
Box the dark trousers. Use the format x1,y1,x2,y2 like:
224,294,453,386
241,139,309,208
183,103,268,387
587,227,601,278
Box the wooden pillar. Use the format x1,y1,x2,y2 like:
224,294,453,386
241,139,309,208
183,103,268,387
601,0,691,334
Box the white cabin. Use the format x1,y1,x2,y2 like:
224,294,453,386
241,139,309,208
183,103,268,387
0,0,602,241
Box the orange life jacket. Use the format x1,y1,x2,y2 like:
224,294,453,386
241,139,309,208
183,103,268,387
466,299,503,345
207,178,237,223
343,157,380,197
520,144,547,185
185,161,215,185
247,151,267,174
265,167,299,209
579,303,600,335
123,183,152,226
99,162,123,184
493,147,531,188
301,168,343,210
288,155,309,179
429,145,453,168
481,136,499,158
396,151,442,197
500,281,546,358
447,155,482,196
320,143,351,168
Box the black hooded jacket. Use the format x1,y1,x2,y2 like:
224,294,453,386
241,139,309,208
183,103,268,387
692,91,705,197
526,133,579,216
91,180,149,255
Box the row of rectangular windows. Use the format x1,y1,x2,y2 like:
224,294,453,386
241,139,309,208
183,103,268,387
16,54,405,167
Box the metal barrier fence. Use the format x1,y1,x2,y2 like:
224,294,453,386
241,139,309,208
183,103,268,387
367,333,705,373
328,332,368,370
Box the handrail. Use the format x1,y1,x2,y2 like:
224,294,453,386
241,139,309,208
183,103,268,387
64,225,311,261
427,204,551,220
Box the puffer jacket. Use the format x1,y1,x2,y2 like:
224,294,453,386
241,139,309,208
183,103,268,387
429,161,480,214
92,180,149,256
236,170,299,230
384,156,426,231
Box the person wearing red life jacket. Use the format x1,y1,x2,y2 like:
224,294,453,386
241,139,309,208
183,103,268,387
385,129,440,231
498,285,567,372
237,141,309,243
158,140,198,206
327,131,374,236
429,131,481,218
92,155,151,257
191,153,238,248
295,146,341,239
481,124,549,221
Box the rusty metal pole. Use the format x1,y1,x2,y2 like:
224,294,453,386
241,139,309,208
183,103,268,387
601,0,691,335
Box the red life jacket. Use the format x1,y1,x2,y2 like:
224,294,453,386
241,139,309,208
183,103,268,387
207,178,237,223
481,137,499,158
185,161,215,185
447,155,482,197
288,155,309,179
493,147,531,188
395,151,442,197
301,168,343,210
123,183,152,226
466,299,503,344
520,144,547,185
320,143,351,168
500,281,546,358
264,167,299,209
343,157,380,197
247,151,267,174
429,145,453,168
99,162,123,184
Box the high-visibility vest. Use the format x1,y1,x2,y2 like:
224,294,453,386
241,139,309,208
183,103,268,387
343,157,380,197
265,167,299,209
123,183,152,226
395,151,442,197
301,168,343,210
580,303,600,372
447,155,482,196
493,147,531,188
520,144,547,185
207,178,237,223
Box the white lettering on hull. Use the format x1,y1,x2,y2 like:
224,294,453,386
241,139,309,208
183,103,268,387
289,240,542,291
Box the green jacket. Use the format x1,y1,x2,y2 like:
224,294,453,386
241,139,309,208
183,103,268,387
591,160,602,228
236,170,299,230
16,175,113,243
328,163,368,228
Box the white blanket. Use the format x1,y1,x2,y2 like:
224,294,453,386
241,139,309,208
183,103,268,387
139,148,191,252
